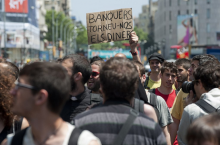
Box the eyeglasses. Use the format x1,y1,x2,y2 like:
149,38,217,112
91,71,99,77
14,82,36,91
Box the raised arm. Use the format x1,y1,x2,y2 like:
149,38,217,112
129,31,141,62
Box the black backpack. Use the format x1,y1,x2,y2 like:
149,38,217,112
10,127,83,145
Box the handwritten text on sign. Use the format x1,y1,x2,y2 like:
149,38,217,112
86,8,133,44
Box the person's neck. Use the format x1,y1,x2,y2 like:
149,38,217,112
70,84,85,97
178,82,183,90
158,85,173,95
150,72,161,82
28,111,64,145
92,90,100,94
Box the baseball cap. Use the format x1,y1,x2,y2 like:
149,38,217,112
148,53,164,63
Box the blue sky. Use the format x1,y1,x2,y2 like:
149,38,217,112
70,0,150,26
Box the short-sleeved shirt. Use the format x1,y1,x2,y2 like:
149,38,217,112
155,89,176,109
146,92,173,127
147,77,176,90
74,99,167,145
171,89,188,120
7,123,101,145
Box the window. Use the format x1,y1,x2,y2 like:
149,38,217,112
169,11,172,20
169,0,171,6
207,9,210,19
169,25,172,34
178,10,181,15
164,12,166,21
186,9,189,14
57,1,60,5
45,1,50,5
207,0,210,4
195,0,197,5
178,0,180,6
207,23,210,32
194,9,197,14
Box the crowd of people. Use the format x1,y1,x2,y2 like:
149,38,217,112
0,31,219,145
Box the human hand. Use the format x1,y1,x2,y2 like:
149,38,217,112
184,90,198,107
129,31,139,51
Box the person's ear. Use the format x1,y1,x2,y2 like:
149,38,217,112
34,89,48,106
143,74,146,81
74,72,83,82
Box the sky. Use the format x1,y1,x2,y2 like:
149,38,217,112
70,0,150,26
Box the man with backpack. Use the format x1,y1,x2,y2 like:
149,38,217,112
178,61,220,145
3,62,101,145
74,57,167,145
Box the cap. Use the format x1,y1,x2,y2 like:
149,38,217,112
148,53,164,63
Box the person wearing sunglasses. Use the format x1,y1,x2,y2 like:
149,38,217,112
0,59,29,144
87,60,104,105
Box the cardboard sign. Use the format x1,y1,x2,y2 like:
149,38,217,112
86,8,133,44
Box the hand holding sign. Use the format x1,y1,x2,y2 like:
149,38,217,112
129,31,139,51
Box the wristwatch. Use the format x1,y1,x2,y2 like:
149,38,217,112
130,50,138,56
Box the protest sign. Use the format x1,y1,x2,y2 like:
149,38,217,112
86,8,133,44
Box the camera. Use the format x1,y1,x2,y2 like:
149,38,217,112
182,81,196,94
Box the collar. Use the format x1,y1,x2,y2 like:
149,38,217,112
104,99,131,107
70,87,89,101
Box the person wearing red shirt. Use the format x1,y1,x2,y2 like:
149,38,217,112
151,62,177,110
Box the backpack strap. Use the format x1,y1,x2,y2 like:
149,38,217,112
144,76,150,89
148,89,156,94
139,99,144,113
195,99,220,113
11,128,28,145
112,109,139,145
68,127,83,145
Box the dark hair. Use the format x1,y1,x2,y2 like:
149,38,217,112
161,62,177,75
91,60,105,69
19,62,71,114
62,54,92,84
133,60,145,76
175,58,191,70
100,57,139,101
192,54,219,66
0,59,19,80
187,113,220,145
90,56,103,64
194,61,220,91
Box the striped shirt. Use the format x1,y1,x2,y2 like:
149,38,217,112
74,99,167,145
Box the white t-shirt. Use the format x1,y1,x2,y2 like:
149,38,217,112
7,123,101,145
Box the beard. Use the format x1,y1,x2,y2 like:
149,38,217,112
91,81,100,92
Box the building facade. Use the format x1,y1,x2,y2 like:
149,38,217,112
44,0,71,15
154,0,220,59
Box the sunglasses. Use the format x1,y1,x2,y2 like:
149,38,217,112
14,82,36,91
91,71,99,77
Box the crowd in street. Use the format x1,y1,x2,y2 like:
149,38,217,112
0,31,219,145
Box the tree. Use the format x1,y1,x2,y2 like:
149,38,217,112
90,42,111,50
76,24,88,45
134,26,148,41
45,10,73,43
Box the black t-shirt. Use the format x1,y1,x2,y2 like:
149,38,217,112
0,117,23,144
60,87,91,124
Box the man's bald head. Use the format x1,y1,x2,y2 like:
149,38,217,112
114,53,127,58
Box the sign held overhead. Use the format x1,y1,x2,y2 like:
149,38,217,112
86,8,133,44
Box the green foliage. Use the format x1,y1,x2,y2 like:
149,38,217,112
76,24,88,45
45,10,73,43
134,26,148,41
90,42,111,50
